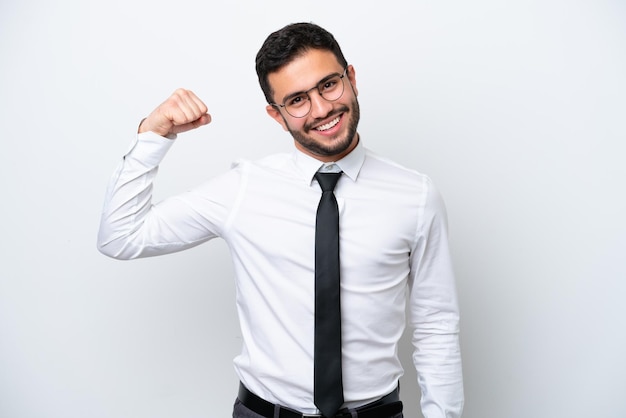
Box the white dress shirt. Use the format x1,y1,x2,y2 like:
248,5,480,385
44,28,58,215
97,132,464,417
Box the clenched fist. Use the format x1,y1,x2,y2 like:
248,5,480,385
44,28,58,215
138,89,212,137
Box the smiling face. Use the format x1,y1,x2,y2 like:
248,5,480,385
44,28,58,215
265,49,360,162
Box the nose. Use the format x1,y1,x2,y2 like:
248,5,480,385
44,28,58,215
308,90,333,119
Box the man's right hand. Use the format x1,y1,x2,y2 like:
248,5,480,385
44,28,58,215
138,89,212,137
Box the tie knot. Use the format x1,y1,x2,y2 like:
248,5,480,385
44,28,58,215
315,172,342,192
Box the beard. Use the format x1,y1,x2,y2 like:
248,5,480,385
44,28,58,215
286,97,360,159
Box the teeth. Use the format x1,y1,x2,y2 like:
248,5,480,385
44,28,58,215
315,117,340,131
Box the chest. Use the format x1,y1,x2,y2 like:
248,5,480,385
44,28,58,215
226,173,421,276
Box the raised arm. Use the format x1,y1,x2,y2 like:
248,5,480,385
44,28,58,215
97,89,226,260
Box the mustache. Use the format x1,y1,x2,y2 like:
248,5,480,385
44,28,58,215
304,105,349,131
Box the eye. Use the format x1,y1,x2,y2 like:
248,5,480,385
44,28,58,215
321,78,339,92
287,93,309,108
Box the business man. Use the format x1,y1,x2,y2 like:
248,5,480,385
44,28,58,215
98,22,464,418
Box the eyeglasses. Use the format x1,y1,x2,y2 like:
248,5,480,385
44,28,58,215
270,68,348,118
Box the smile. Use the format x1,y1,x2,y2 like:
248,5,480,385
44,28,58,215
315,116,341,131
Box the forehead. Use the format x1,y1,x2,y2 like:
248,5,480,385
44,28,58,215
268,49,343,101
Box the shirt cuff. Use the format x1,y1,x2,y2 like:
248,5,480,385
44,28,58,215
124,131,177,167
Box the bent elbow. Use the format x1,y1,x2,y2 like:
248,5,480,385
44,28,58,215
96,241,132,260
96,231,140,260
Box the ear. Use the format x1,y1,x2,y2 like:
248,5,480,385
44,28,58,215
347,65,358,96
266,104,289,131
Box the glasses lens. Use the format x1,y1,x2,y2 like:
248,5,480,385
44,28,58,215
319,74,344,102
285,93,311,118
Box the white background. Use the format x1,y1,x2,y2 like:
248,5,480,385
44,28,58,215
1,1,625,417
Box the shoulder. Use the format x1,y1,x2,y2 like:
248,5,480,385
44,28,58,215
230,152,292,171
227,152,303,186
361,147,433,188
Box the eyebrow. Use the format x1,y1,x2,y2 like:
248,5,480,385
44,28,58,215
281,71,343,104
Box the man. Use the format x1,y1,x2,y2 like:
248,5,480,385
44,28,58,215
98,22,463,418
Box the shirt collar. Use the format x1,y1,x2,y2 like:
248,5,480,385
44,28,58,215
293,138,365,186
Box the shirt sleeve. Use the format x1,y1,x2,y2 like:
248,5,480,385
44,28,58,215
408,176,464,418
96,131,237,260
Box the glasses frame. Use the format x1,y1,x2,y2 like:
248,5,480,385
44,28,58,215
270,67,348,118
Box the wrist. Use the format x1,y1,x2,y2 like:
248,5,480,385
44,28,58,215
137,118,171,137
137,118,148,133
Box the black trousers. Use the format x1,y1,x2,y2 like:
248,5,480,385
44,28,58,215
232,398,404,418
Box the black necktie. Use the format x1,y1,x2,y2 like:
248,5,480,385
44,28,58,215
313,172,344,417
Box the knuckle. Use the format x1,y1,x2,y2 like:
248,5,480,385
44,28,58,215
170,88,188,105
173,87,188,96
